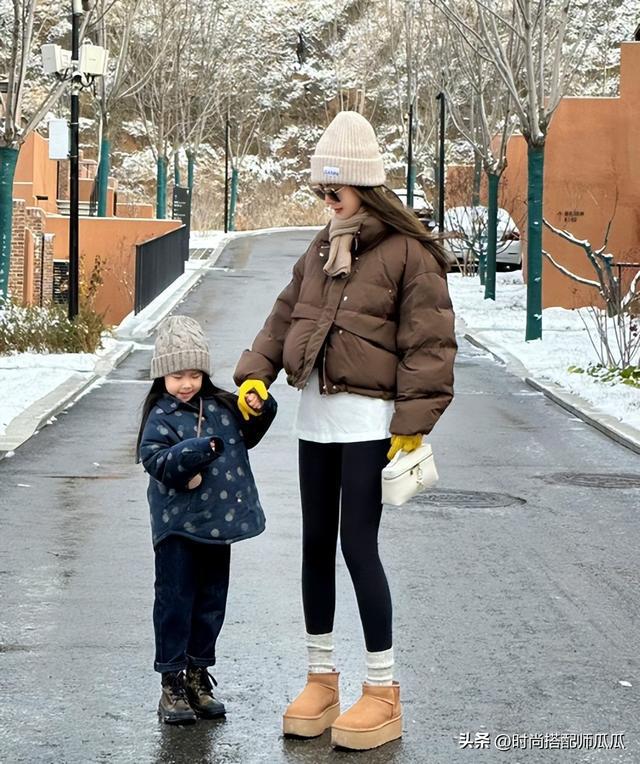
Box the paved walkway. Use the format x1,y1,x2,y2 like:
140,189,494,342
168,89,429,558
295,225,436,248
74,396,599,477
1,231,638,763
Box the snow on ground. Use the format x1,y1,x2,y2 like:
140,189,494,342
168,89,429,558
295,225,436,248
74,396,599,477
189,230,228,250
2,245,637,441
0,337,118,438
449,271,640,430
0,232,227,440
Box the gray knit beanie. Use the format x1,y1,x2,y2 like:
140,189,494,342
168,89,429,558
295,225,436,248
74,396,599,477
310,111,386,187
150,315,211,379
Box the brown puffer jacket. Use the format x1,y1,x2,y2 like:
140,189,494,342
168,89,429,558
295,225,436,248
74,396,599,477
234,216,457,436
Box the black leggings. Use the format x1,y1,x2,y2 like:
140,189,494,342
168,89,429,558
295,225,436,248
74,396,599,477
299,438,392,652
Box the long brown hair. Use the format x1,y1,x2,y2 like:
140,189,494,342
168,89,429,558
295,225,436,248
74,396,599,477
352,186,451,271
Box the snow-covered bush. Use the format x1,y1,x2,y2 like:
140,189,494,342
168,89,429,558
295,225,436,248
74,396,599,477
0,256,107,354
0,301,105,354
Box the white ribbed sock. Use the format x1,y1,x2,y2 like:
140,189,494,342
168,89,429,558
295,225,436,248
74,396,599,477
365,647,394,685
306,631,335,673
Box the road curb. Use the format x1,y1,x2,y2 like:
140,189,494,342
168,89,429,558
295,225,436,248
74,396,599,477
1,229,318,458
0,340,134,458
0,234,242,458
463,329,640,456
202,225,323,240
115,235,231,342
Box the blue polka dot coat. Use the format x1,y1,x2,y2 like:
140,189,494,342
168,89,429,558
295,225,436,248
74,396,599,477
140,390,276,547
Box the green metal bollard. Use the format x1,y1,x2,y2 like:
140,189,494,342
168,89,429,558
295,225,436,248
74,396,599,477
228,167,238,231
187,151,195,192
0,146,19,298
156,155,168,219
484,172,499,301
174,151,180,187
97,136,110,217
525,144,545,341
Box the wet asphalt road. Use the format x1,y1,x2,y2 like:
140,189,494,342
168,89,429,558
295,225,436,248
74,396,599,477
1,230,640,764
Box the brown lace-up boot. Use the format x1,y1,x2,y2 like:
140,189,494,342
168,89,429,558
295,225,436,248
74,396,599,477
185,666,226,719
158,671,197,725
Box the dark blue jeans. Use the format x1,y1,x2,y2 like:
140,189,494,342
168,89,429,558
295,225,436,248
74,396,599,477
153,534,231,673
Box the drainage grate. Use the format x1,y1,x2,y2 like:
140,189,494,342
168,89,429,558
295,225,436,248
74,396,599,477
410,489,526,510
188,247,215,260
543,473,640,489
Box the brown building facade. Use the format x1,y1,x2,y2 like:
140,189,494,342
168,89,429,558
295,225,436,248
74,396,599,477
11,131,181,324
500,42,640,309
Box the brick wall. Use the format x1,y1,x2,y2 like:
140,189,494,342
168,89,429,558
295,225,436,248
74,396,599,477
9,200,26,300
42,234,54,305
8,200,55,306
25,207,54,306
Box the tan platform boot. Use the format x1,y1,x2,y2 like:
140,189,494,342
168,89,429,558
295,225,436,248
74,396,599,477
282,671,340,737
331,681,402,750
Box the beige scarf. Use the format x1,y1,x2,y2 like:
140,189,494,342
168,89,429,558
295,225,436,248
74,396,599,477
324,210,369,277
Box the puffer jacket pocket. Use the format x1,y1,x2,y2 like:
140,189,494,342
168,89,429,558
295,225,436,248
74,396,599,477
282,303,322,377
325,326,397,393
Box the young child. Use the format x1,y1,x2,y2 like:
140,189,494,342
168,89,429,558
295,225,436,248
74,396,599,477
137,315,276,725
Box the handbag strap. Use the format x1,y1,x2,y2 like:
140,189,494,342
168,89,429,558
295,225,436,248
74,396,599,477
196,398,203,437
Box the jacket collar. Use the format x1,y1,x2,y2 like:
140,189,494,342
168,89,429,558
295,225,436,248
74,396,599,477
155,394,202,415
319,214,389,255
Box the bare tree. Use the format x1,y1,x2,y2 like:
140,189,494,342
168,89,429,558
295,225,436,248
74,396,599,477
433,0,592,340
0,0,93,297
435,1,521,298
92,0,144,216
383,0,443,193
130,0,186,218
543,213,640,370
174,0,229,195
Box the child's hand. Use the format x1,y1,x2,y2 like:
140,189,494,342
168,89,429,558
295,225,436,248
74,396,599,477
245,392,264,412
237,379,268,420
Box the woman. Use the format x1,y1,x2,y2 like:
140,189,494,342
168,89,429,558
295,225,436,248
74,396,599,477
234,111,457,750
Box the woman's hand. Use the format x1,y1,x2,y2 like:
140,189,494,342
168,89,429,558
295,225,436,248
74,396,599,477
387,434,423,460
237,379,269,421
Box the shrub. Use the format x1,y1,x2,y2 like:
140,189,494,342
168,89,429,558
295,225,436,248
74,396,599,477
0,302,106,354
0,256,108,355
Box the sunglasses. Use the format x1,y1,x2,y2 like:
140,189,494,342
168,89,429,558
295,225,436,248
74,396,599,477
311,184,344,203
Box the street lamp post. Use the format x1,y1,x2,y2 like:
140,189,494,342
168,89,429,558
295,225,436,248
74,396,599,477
436,91,446,230
68,1,82,320
41,1,107,320
224,115,229,234
406,102,414,208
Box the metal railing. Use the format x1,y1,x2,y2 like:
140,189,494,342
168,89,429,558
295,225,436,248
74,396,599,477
135,225,188,314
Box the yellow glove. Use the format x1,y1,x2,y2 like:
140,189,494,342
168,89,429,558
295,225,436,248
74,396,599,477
237,379,269,421
387,434,423,461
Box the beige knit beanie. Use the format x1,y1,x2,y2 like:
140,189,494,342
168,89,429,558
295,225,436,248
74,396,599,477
310,111,386,187
150,315,211,379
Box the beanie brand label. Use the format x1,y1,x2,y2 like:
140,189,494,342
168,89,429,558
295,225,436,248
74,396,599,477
323,166,340,178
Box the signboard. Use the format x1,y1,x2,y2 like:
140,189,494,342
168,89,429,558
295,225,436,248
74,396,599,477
49,118,69,160
172,186,191,239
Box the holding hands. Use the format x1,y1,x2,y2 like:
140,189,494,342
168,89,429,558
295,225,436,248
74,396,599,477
237,379,269,421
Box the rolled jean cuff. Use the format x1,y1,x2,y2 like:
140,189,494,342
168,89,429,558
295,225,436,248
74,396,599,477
186,654,216,668
154,659,188,674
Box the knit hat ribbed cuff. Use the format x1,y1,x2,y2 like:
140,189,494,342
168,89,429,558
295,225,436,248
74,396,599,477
150,349,211,379
310,155,385,186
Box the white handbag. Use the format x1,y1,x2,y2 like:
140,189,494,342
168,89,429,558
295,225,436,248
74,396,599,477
381,442,438,507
